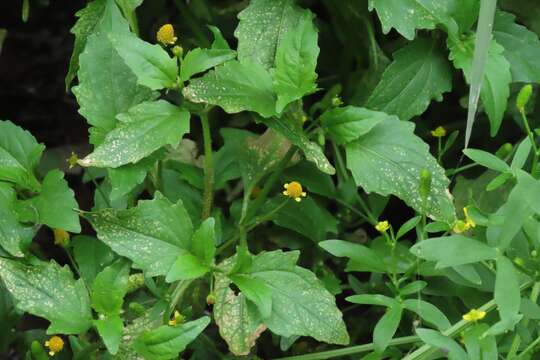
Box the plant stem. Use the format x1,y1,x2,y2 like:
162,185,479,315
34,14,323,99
273,336,420,360
516,334,540,359
508,281,540,358
86,167,111,208
403,280,535,360
520,110,539,177
244,147,296,223
165,279,193,323
334,198,371,224
445,163,477,176
200,113,214,220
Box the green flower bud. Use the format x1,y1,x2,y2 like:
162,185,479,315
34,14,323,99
206,293,216,305
419,168,432,200
516,84,533,113
129,302,146,315
513,257,525,267
127,273,145,293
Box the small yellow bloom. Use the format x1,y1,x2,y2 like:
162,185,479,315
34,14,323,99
168,310,184,326
375,220,390,233
45,336,64,356
283,181,307,202
462,309,486,322
431,126,447,138
67,152,79,169
53,229,70,247
157,24,177,45
453,207,476,233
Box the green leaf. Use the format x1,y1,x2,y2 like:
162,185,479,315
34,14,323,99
319,106,385,145
273,9,319,112
79,101,190,168
110,33,178,90
19,169,81,232
448,0,479,33
0,120,44,190
72,235,115,286
72,0,157,139
235,0,304,69
411,235,498,268
180,28,235,82
416,328,468,360
366,38,452,121
346,294,397,308
463,148,510,173
511,138,532,170
345,115,455,223
165,250,209,282
108,150,163,200
132,316,210,360
368,0,457,40
265,197,338,242
248,251,349,344
495,255,521,323
449,36,511,136
0,258,92,334
229,274,272,319
402,299,451,330
183,60,277,118
180,48,236,82
114,0,143,33
95,315,123,355
396,216,422,240
494,11,540,83
191,217,216,265
221,128,291,193
214,257,265,356
86,192,193,277
462,323,497,360
0,182,33,257
487,171,540,249
91,259,130,315
373,303,402,353
265,116,335,175
65,0,107,91
319,240,387,273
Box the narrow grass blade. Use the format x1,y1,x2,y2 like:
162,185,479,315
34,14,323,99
464,0,498,149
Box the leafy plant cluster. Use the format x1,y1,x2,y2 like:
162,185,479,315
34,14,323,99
2,0,540,359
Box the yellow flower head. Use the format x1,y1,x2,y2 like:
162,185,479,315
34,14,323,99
157,24,177,45
431,126,447,138
45,336,64,356
453,207,476,233
168,310,184,326
375,220,390,233
53,229,70,247
462,308,486,322
283,181,307,202
67,151,79,169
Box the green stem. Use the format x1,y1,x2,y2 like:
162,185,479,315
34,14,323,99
201,113,214,220
516,334,540,359
445,163,478,176
508,281,540,358
404,280,535,360
165,279,193,323
354,193,377,224
217,200,290,255
334,198,371,224
244,147,296,223
520,110,539,177
332,141,349,182
274,336,420,360
86,168,111,208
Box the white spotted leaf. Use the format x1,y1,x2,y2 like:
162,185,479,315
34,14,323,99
86,192,193,277
79,100,190,168
345,115,455,223
235,0,304,69
0,258,93,334
183,60,277,118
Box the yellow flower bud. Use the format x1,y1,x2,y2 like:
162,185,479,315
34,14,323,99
430,126,447,138
375,220,390,233
53,229,70,247
45,336,64,356
283,181,307,202
462,309,486,322
157,24,177,45
168,310,184,326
